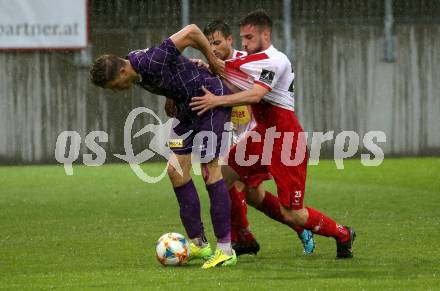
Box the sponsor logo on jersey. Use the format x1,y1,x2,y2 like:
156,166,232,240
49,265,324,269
168,139,184,148
259,69,275,85
231,105,251,125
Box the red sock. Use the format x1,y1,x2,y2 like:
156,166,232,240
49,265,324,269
242,231,255,243
304,207,349,242
293,225,305,234
257,191,304,235
231,225,239,243
230,186,249,243
256,191,283,222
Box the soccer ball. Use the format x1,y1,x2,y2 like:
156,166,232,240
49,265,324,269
155,232,190,266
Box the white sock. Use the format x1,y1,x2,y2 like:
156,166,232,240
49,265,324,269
217,242,233,256
191,237,208,248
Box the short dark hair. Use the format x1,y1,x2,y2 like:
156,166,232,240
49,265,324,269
239,9,272,32
203,19,232,38
89,54,125,87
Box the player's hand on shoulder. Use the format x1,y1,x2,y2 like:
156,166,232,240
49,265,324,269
207,57,225,78
190,86,219,116
190,58,210,70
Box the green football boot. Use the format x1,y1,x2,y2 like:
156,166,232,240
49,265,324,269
188,242,213,261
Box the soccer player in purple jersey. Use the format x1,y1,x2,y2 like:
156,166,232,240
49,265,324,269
164,20,262,256
89,25,237,268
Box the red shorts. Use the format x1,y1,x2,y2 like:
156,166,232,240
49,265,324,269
227,102,308,210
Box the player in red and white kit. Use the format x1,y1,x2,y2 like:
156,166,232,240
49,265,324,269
191,10,356,259
203,19,316,256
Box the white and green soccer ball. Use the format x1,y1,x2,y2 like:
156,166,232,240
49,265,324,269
155,232,190,266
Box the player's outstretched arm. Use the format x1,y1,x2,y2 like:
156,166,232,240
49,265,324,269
190,84,268,116
170,24,225,77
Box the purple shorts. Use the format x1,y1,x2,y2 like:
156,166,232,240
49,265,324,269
169,106,231,161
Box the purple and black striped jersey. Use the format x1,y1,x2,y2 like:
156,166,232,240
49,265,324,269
127,38,229,124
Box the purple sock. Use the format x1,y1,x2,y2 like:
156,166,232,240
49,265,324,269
206,179,231,243
174,180,204,239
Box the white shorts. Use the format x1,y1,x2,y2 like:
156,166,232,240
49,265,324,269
232,118,257,145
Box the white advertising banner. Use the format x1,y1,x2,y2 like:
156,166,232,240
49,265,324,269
0,0,88,50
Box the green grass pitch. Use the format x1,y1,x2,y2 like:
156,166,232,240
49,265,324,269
1,158,439,290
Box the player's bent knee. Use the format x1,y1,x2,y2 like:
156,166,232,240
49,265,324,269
167,164,190,187
202,167,223,185
202,159,223,185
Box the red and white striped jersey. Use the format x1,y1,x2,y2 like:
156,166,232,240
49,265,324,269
224,45,295,111
231,49,246,59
